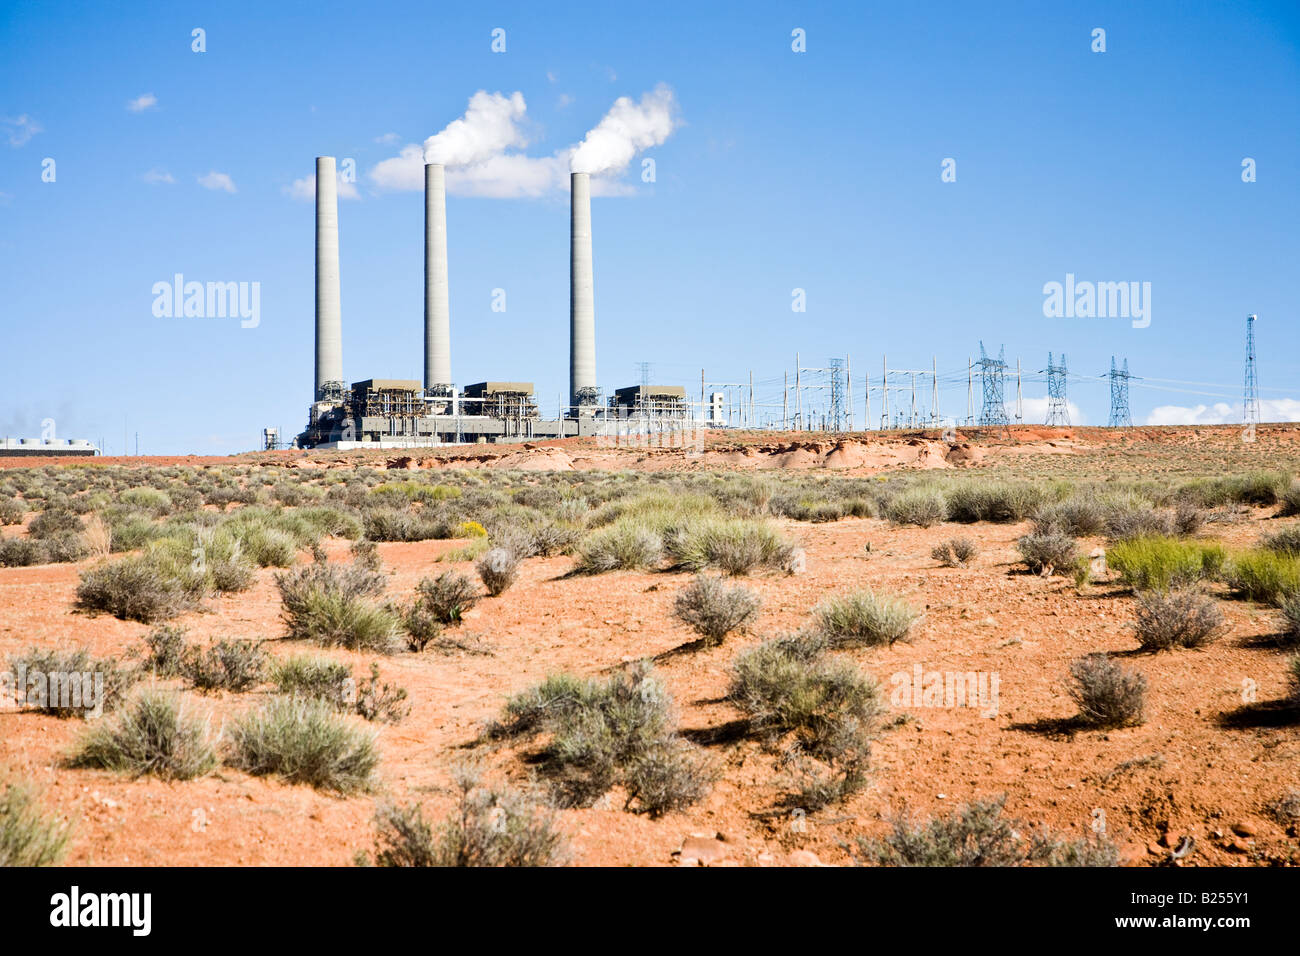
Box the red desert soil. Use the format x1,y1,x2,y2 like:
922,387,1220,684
1,424,1298,867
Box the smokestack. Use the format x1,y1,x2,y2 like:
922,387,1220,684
424,163,451,393
314,156,343,399
570,171,596,410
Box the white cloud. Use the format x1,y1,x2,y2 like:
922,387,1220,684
197,171,237,193
1145,399,1300,425
3,114,41,147
141,168,175,184
570,85,678,175
374,132,400,145
556,93,574,109
1019,396,1086,426
368,85,679,198
284,173,360,201
127,93,158,112
546,71,558,84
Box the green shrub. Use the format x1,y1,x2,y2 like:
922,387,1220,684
271,655,352,708
1032,497,1107,537
183,638,266,692
491,663,711,816
664,517,793,575
363,769,566,867
931,537,978,567
354,663,410,724
884,487,947,528
1281,592,1300,648
0,497,26,526
69,691,217,780
0,536,46,567
28,508,83,539
141,625,189,677
813,590,919,647
1281,481,1300,517
227,696,378,793
1225,550,1300,606
575,520,663,573
727,636,882,759
1068,654,1146,728
672,574,761,647
1108,536,1226,592
414,571,479,625
727,635,879,807
1133,589,1226,651
945,482,1044,523
856,796,1118,867
6,647,139,717
276,562,402,653
119,487,173,515
0,781,70,866
1261,525,1300,557
362,507,440,542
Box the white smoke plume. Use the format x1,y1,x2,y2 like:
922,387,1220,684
369,85,679,196
423,90,528,166
570,84,678,175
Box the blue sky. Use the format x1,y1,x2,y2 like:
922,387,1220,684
1,0,1297,453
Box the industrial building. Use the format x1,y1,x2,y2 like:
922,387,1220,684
296,156,687,449
0,438,99,457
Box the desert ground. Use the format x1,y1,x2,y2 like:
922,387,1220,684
2,423,1298,867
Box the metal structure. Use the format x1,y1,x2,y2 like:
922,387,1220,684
1044,352,1070,426
1243,313,1260,429
1106,357,1135,427
828,358,844,431
976,342,1010,426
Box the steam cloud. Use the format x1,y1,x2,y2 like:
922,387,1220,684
570,85,678,175
423,90,528,167
369,85,678,197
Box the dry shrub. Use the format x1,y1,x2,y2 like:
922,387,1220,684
1068,654,1146,728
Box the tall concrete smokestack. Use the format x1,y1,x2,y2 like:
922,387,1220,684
569,171,596,410
314,156,343,399
424,164,452,393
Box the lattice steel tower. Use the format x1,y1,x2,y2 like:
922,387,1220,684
1243,314,1260,429
1044,352,1070,426
977,342,1010,426
1106,357,1134,428
828,358,844,431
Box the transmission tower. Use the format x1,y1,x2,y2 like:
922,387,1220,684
828,358,844,431
1106,356,1135,427
1044,352,1070,426
976,342,1010,426
1243,314,1260,428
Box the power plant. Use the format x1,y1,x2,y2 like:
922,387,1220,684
297,156,672,448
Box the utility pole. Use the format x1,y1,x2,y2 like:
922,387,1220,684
846,354,853,431
966,358,973,426
864,372,871,431
931,355,940,427
749,370,754,429
1015,358,1023,424
882,354,889,430
783,371,788,429
795,353,802,430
